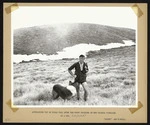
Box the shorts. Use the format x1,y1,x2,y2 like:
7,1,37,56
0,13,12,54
74,75,87,84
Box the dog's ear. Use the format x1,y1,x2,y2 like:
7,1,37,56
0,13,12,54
69,81,72,85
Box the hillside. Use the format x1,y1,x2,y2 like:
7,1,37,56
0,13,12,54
13,46,136,106
13,23,136,55
86,45,136,58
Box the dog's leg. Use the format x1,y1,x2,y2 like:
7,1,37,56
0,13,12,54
64,99,66,103
52,89,59,99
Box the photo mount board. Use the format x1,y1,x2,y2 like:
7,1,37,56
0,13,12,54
3,3,147,123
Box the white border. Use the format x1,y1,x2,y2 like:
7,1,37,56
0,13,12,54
135,15,138,107
11,6,138,108
11,12,13,108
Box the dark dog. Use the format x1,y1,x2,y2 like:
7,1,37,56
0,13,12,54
52,81,79,100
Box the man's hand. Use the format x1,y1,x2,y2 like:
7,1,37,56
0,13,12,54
72,75,77,79
68,69,76,79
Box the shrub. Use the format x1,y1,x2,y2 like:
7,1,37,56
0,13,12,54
13,88,25,97
123,79,135,86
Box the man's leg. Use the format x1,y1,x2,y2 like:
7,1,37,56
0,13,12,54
76,82,80,100
81,82,88,101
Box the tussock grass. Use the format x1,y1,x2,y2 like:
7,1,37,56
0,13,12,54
13,46,136,106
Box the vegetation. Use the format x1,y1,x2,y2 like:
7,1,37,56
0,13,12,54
13,46,136,106
13,23,135,55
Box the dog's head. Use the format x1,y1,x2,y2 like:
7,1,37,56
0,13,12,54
69,81,79,89
69,81,73,85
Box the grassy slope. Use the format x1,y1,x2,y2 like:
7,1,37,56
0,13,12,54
13,45,136,106
14,23,135,55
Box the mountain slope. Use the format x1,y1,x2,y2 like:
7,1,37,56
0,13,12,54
13,23,136,55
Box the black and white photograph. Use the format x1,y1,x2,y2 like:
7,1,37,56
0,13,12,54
12,6,137,107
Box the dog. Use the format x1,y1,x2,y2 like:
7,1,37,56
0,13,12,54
52,81,79,101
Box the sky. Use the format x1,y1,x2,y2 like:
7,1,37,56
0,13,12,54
11,6,137,30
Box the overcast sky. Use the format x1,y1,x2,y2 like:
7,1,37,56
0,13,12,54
12,6,137,30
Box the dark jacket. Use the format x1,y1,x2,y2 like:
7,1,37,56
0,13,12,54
68,62,89,83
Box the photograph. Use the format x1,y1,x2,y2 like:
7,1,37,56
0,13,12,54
12,6,137,107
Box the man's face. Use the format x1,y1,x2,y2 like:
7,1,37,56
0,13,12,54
79,57,85,63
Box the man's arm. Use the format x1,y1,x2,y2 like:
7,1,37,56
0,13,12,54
85,63,89,73
68,70,76,78
68,63,76,78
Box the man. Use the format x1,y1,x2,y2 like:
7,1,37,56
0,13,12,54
68,54,89,101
